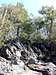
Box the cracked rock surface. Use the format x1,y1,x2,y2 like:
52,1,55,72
0,38,56,75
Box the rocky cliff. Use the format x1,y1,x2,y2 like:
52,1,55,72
0,38,56,75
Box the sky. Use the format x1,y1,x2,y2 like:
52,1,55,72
0,0,56,17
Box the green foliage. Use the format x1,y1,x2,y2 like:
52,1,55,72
34,17,45,29
29,32,41,43
0,3,56,46
22,20,35,34
0,2,29,43
0,40,5,46
39,6,56,20
39,6,56,40
17,20,35,43
19,32,28,42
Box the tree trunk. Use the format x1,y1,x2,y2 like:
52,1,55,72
48,19,53,40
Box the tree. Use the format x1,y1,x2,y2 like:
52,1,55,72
39,6,56,40
0,2,29,45
18,20,35,43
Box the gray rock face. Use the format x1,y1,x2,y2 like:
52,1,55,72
0,56,56,75
0,56,42,75
0,39,56,75
27,62,56,75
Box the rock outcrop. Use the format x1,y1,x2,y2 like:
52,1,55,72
0,38,56,75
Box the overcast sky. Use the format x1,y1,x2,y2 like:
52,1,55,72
0,0,56,16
